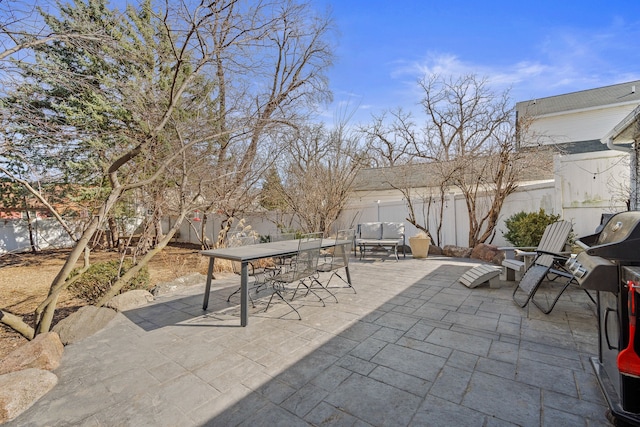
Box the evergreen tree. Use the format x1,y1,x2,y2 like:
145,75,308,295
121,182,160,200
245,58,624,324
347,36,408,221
259,167,288,211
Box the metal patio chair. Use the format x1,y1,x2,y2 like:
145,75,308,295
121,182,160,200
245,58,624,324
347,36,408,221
226,235,265,307
313,228,356,295
512,249,572,313
267,231,297,273
264,232,324,320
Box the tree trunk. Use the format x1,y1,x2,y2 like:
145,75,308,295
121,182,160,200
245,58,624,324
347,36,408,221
23,196,37,253
95,216,184,307
34,189,122,335
108,216,120,249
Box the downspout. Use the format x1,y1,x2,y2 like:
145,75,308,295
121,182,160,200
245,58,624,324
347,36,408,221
606,138,638,210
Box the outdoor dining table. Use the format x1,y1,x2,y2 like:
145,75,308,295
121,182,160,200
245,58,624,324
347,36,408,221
200,238,352,326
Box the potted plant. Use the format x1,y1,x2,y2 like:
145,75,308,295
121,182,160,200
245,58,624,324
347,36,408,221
409,231,431,258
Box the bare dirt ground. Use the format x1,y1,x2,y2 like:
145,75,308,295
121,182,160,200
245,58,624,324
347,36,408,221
0,244,211,359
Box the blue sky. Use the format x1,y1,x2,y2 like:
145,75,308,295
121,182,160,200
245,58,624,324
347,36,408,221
313,0,640,124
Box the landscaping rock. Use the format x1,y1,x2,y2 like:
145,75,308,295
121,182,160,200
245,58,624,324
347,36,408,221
428,245,443,256
0,368,57,424
0,332,63,376
442,245,472,258
105,289,154,312
52,305,116,345
470,243,501,264
150,272,207,296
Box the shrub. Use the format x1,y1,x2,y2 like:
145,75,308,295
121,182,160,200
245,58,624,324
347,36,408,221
68,259,150,304
502,209,561,247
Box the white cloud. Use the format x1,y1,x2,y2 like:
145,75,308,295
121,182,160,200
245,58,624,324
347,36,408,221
320,16,640,125
389,19,640,104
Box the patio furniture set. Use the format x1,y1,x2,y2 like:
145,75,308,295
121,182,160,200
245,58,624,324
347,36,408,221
354,222,406,261
457,219,596,315
197,216,635,424
200,229,356,325
203,218,594,326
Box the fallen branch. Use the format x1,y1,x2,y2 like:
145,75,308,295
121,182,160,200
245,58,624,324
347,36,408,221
0,310,35,341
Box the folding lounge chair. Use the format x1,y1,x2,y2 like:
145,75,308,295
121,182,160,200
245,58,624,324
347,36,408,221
502,220,573,280
510,221,596,313
265,233,324,320
512,250,571,313
509,220,572,311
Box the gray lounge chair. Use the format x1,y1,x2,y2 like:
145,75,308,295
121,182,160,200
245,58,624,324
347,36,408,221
510,221,595,313
502,220,573,281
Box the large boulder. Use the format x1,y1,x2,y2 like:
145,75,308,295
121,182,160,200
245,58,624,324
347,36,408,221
470,243,501,264
0,368,57,424
52,305,116,345
151,273,207,296
0,332,63,376
442,245,473,258
105,289,154,312
428,245,443,256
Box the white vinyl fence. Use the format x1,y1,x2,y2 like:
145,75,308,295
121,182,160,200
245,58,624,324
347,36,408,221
0,218,79,254
1,151,629,253
340,150,629,247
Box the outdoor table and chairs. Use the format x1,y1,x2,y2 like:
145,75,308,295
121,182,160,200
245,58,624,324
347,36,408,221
201,232,354,326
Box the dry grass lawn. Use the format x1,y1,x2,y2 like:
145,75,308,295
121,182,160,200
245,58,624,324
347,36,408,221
0,244,211,359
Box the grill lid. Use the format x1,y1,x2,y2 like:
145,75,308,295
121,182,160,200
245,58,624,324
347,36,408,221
576,211,640,262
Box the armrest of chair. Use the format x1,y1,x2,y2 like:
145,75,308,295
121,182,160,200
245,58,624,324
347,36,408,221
498,246,536,259
514,249,536,258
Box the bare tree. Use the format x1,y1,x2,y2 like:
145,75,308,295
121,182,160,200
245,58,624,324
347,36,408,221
280,120,365,235
416,74,547,246
360,108,418,167
196,0,334,245
0,0,335,338
380,161,455,246
361,74,549,247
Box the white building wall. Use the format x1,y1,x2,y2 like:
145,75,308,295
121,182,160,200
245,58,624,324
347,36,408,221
525,104,638,145
554,150,629,238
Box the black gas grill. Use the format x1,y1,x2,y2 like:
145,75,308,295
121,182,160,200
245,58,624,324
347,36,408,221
571,211,640,425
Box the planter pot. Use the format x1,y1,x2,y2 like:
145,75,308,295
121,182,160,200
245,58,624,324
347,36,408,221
409,237,430,258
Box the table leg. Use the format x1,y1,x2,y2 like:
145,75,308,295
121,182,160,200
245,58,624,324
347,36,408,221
241,261,248,327
203,257,215,310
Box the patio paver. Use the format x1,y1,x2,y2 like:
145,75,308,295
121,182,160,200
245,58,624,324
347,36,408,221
7,256,612,426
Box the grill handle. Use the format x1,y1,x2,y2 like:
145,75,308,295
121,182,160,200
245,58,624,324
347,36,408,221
617,282,640,378
604,307,618,351
576,233,599,251
575,239,590,251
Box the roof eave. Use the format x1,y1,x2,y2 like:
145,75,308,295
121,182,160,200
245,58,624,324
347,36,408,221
601,104,640,146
